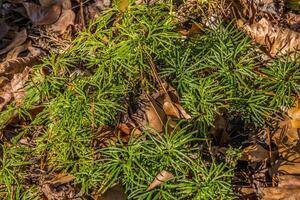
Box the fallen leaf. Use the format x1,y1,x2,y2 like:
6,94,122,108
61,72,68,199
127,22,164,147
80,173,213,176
0,84,13,111
238,18,300,57
159,83,191,120
278,161,300,174
23,2,62,26
146,170,174,191
288,107,300,129
278,175,300,188
48,173,75,185
140,94,167,132
0,29,27,55
260,187,300,200
0,55,42,75
11,67,31,103
49,9,75,34
241,144,269,162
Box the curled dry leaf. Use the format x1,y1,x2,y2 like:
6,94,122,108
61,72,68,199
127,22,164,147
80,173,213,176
49,9,75,34
23,2,62,26
146,170,174,191
241,144,269,162
238,18,300,57
0,29,27,55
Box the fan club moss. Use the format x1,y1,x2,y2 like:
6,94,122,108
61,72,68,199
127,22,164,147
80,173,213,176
0,1,299,199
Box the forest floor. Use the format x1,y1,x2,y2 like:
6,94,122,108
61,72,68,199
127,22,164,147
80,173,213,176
0,0,300,199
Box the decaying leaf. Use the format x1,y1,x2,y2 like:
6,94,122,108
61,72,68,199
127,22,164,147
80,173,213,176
23,2,62,26
49,9,75,34
146,170,174,191
238,18,300,57
241,144,269,162
0,29,27,55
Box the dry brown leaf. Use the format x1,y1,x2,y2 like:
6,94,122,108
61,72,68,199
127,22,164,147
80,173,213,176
159,83,191,120
0,29,27,55
272,104,300,164
48,173,75,185
238,18,300,57
146,170,174,191
0,84,13,111
278,161,300,174
142,95,167,132
0,55,41,75
288,107,300,129
278,175,300,188
23,2,62,26
241,144,269,162
11,67,31,103
49,9,75,34
261,187,300,200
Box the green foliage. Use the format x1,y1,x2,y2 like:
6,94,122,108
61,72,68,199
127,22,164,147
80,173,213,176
100,123,234,199
0,144,32,199
160,23,300,126
1,1,299,199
